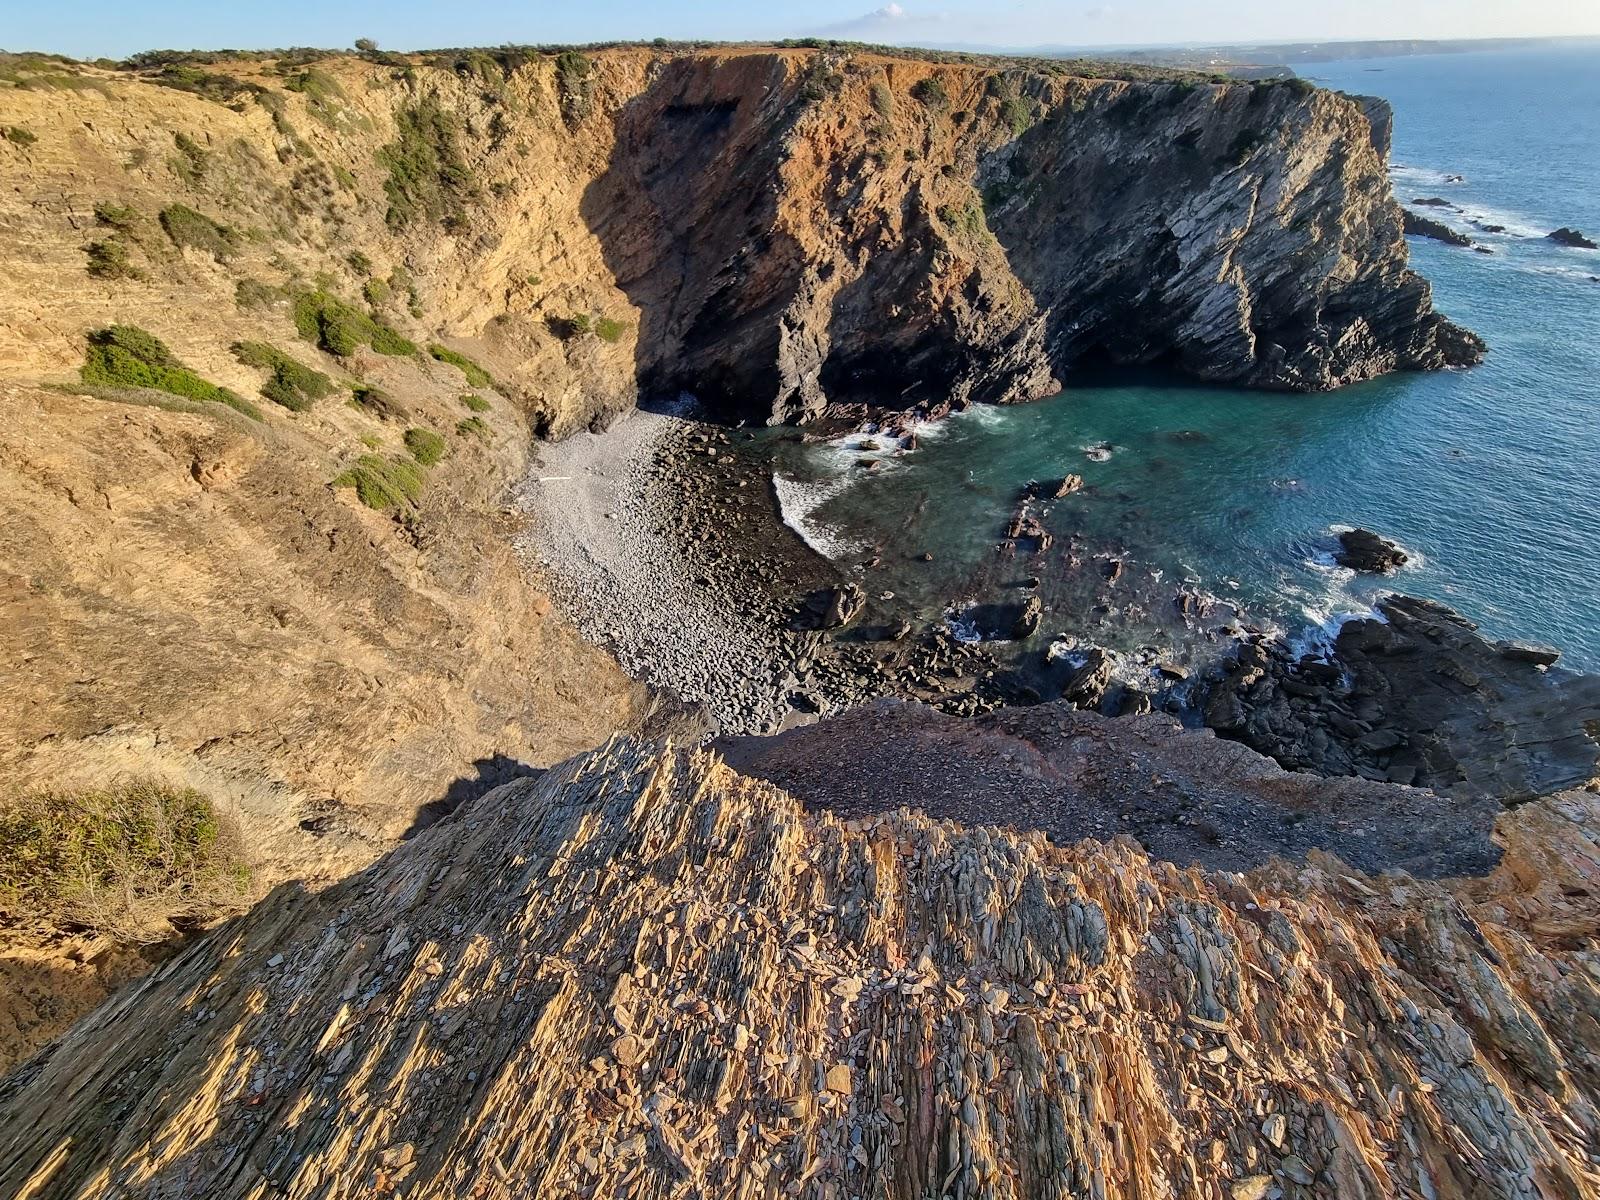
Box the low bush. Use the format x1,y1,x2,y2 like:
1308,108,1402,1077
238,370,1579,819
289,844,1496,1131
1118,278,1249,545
292,289,416,358
378,98,479,231
93,201,140,231
81,325,261,420
427,344,493,387
0,780,249,937
362,277,390,307
231,341,333,412
333,454,426,511
555,50,594,124
159,203,239,259
456,415,490,440
170,130,209,184
3,125,38,146
938,199,989,243
460,392,490,412
348,382,409,422
235,277,287,311
85,239,138,279
910,77,947,109
593,316,627,344
403,426,447,465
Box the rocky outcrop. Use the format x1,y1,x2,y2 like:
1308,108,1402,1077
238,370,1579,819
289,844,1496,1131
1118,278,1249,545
4,737,1598,1198
1547,227,1598,249
1334,527,1409,571
1402,209,1473,247
1205,595,1600,800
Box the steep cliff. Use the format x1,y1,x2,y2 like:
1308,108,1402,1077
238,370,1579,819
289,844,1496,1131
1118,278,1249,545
0,46,1479,435
2,737,1595,1199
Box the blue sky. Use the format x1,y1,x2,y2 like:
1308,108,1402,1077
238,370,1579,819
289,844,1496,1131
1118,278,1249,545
7,1,1599,60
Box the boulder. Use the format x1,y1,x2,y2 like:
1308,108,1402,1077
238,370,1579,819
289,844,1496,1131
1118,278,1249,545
1334,528,1409,573
800,583,866,630
1011,595,1043,640
1062,648,1116,709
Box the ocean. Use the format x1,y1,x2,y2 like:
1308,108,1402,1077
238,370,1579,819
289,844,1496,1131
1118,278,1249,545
766,43,1600,670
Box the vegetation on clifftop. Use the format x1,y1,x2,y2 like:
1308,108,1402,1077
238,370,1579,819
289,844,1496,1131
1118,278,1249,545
292,288,417,357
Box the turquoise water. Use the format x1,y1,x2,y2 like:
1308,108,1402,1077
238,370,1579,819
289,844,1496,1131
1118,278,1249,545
772,45,1600,668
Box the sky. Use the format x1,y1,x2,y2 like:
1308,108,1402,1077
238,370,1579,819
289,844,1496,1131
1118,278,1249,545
5,0,1600,61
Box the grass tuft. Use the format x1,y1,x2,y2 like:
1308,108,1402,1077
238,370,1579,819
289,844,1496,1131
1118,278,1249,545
333,454,426,511
403,426,447,465
85,238,139,279
456,415,490,440
460,393,490,412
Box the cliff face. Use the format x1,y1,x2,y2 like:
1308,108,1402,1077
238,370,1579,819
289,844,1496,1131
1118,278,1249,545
609,60,1483,421
3,738,1595,1199
0,47,1479,435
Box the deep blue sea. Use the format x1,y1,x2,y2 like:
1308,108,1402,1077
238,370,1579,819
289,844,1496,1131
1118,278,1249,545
770,44,1600,669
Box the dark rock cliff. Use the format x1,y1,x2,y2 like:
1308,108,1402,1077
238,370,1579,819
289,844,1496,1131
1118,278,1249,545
585,56,1484,422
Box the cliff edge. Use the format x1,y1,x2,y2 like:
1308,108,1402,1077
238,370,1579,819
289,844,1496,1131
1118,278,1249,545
2,738,1595,1198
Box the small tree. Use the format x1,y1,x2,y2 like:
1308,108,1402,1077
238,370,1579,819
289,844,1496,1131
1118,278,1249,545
355,38,378,53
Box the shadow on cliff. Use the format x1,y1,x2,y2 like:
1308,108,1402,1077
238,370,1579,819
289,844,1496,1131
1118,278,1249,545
576,54,811,423
403,754,544,840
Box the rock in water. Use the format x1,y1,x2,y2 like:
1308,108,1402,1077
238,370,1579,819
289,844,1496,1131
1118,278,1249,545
3,739,1599,1197
1010,595,1043,639
1403,209,1473,247
1335,527,1410,572
1547,227,1598,249
1062,647,1116,708
799,583,866,630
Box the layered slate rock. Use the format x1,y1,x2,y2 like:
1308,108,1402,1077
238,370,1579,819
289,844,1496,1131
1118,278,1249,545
3,738,1598,1197
1205,595,1600,800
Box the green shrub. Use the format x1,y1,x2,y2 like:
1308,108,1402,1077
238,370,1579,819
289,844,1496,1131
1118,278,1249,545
81,325,261,419
332,163,357,190
85,239,138,279
282,68,362,130
428,343,493,387
93,201,140,230
231,341,333,412
910,77,948,109
159,203,238,259
235,277,287,311
346,250,373,275
378,98,479,231
3,125,38,146
593,317,627,344
460,392,490,412
403,426,447,465
333,454,425,511
870,80,895,121
938,199,989,243
362,277,390,307
548,312,592,340
348,382,409,421
456,415,490,440
291,289,416,358
170,130,209,184
0,781,248,937
555,51,594,124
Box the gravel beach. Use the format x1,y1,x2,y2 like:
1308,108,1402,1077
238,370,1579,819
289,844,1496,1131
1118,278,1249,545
515,406,809,735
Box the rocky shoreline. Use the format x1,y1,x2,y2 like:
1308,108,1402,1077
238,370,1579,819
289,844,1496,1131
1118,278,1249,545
521,404,1600,806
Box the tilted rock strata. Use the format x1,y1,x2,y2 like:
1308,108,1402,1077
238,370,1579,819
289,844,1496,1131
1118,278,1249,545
2,739,1597,1198
1206,595,1600,801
